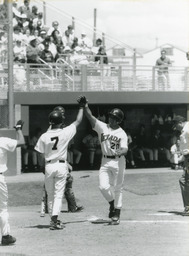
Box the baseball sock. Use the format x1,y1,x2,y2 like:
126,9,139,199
51,215,58,222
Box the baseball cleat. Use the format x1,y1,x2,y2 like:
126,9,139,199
110,218,120,225
182,207,189,216
68,206,84,213
49,220,65,230
1,235,16,245
110,208,121,225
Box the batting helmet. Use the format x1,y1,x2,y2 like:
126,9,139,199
108,108,124,123
53,106,65,119
49,110,63,125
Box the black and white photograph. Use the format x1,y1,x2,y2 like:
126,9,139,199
0,0,189,255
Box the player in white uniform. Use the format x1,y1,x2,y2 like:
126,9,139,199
78,96,128,225
35,106,83,230
0,120,25,245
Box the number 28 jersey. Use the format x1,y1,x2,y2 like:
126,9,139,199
94,119,128,156
35,124,76,161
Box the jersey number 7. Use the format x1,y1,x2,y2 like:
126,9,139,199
51,136,59,150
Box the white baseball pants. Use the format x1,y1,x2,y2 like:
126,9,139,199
99,156,126,209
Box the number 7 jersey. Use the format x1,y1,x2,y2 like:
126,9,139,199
35,124,76,161
94,119,128,156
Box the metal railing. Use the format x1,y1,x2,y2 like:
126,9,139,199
0,63,188,95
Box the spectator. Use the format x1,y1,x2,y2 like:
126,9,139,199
70,46,89,66
26,36,41,66
78,30,93,53
62,25,74,47
20,13,29,32
95,46,108,64
33,12,44,28
47,20,62,37
71,37,79,51
13,25,23,45
134,124,154,167
92,38,103,55
54,35,64,49
12,9,21,27
40,41,54,63
45,36,57,59
55,45,65,62
22,28,32,46
38,29,47,43
170,139,184,170
34,20,43,35
82,130,102,169
29,5,38,21
18,0,31,20
13,39,26,63
51,29,61,44
155,49,171,90
33,29,40,42
62,45,72,62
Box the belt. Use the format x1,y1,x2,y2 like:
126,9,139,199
46,160,66,163
103,155,120,159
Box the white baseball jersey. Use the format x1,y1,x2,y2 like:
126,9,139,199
180,122,189,156
0,137,17,173
35,123,76,161
94,119,128,155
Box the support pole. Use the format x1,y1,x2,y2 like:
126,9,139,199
7,0,14,128
93,8,97,46
43,1,46,26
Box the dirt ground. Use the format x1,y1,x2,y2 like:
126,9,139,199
1,168,189,256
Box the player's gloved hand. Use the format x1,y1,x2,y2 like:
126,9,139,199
77,95,88,108
14,120,24,130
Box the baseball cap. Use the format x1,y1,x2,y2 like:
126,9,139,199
172,115,186,130
173,115,186,123
67,25,73,30
29,36,37,42
52,21,59,26
64,46,71,51
40,30,47,35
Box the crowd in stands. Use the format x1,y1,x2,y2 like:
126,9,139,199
0,0,108,66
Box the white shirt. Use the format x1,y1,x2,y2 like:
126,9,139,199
94,119,128,156
35,124,76,161
0,137,17,173
180,122,189,155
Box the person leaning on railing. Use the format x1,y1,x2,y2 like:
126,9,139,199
155,49,171,90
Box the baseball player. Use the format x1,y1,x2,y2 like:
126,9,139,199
172,115,189,216
40,106,83,216
77,96,128,225
0,120,25,245
35,104,83,230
